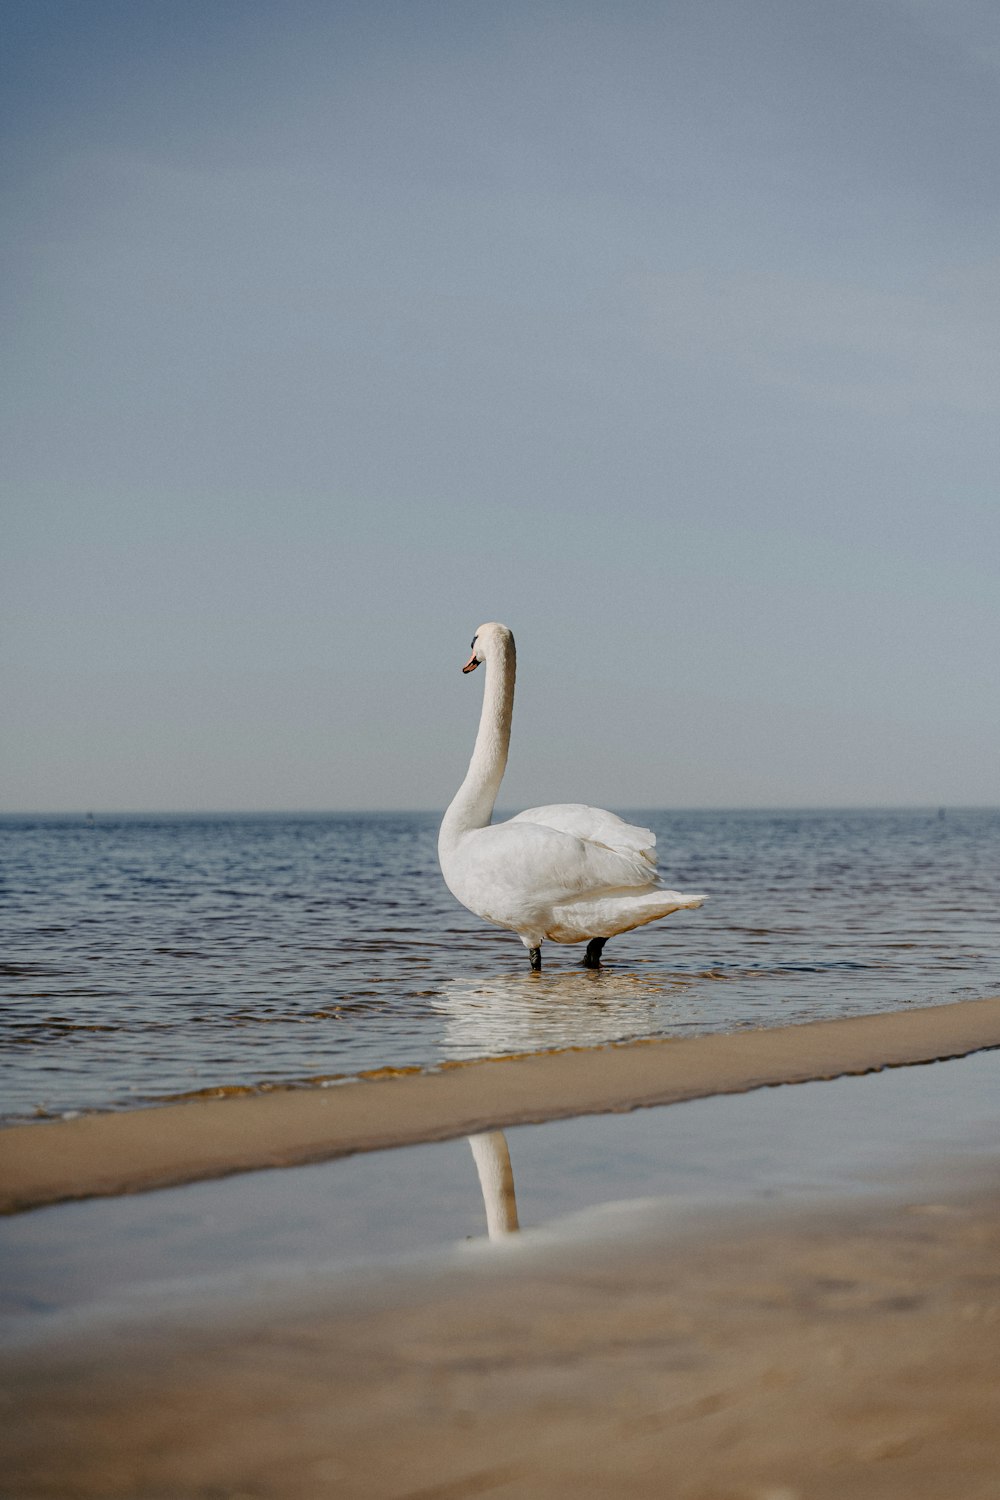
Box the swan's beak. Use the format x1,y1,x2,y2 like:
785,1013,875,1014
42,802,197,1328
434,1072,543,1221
462,652,481,674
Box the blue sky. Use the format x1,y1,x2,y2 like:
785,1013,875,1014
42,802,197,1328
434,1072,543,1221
3,0,998,810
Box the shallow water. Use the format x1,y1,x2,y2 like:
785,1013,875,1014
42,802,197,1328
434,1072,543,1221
1,808,998,1121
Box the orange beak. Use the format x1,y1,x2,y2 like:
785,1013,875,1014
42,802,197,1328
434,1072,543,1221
462,651,480,674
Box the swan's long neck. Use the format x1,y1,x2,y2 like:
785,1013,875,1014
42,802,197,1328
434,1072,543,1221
440,633,516,842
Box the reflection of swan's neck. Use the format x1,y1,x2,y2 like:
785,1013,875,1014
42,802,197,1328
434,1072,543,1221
440,634,516,844
468,1131,519,1238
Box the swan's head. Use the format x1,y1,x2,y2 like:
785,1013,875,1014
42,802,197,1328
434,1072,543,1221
462,622,513,673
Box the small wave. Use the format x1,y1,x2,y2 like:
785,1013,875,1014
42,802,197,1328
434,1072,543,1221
0,963,71,978
5,1018,120,1038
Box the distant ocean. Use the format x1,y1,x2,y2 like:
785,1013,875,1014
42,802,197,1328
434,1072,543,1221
1,809,998,1124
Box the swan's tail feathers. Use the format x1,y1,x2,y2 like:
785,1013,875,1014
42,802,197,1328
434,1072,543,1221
546,888,708,943
661,890,708,910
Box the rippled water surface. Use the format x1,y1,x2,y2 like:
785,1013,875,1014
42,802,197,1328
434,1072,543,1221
1,809,998,1121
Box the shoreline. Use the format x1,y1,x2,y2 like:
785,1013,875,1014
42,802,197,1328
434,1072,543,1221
3,994,1000,1214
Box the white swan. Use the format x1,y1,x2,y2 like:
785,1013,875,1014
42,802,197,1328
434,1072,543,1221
438,622,706,970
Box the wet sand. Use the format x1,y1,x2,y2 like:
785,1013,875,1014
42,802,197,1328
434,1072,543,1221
2,1169,999,1499
4,994,1000,1213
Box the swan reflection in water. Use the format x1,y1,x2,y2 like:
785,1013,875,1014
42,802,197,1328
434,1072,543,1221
432,969,683,1061
444,969,703,1242
468,1131,519,1238
453,970,658,1242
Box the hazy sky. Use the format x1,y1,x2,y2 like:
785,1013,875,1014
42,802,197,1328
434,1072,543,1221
3,0,998,811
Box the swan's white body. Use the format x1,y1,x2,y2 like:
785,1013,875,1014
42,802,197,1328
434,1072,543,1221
438,623,706,962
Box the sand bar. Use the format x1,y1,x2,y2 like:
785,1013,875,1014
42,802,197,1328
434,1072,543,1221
3,995,1000,1213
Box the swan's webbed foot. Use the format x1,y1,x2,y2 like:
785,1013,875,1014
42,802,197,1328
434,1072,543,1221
582,937,606,968
528,947,542,971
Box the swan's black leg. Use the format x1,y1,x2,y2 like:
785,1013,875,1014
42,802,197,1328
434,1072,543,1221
582,937,606,968
528,946,542,971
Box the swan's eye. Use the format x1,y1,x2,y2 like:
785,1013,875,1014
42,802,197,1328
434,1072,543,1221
470,637,477,650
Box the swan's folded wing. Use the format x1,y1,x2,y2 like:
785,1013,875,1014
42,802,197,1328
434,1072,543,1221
508,804,657,863
478,820,663,909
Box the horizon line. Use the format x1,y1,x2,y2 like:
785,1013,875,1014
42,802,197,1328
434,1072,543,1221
2,803,996,818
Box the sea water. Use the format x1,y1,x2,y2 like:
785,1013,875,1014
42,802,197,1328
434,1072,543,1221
1,808,998,1122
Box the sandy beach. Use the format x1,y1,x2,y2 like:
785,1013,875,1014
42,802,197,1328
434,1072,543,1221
2,1167,999,1497
2,998,999,1498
